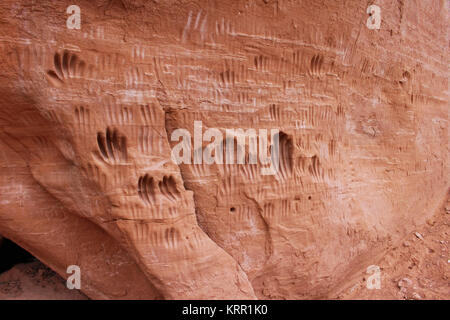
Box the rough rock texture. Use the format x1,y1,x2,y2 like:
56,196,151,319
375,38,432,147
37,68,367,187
0,0,448,299
0,261,87,300
337,191,450,299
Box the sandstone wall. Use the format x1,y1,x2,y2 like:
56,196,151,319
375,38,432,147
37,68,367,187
0,0,448,299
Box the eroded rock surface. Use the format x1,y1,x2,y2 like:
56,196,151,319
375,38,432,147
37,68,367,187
0,0,448,299
0,261,88,300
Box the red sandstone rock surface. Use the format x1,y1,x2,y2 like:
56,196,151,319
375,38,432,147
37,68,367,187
337,192,450,299
0,0,448,299
0,261,87,300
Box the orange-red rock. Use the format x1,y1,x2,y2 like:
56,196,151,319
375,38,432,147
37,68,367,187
0,0,448,299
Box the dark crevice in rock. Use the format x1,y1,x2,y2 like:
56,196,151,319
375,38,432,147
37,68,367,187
0,238,36,274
